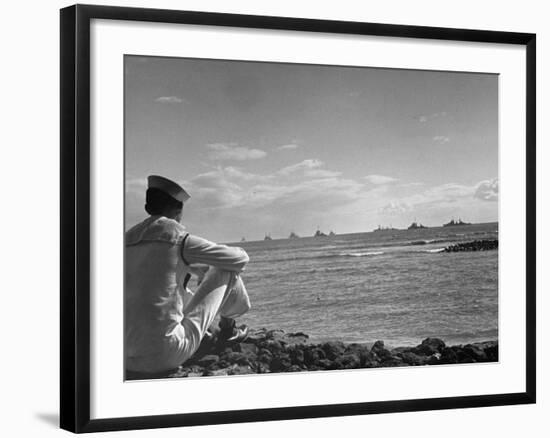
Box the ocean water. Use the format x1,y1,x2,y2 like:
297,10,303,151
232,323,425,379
232,223,498,347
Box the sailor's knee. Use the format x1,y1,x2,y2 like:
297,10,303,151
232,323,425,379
238,248,249,264
243,296,251,313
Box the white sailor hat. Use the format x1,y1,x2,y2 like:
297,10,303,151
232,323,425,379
147,175,190,203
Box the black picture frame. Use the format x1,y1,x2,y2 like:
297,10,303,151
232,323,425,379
60,4,536,433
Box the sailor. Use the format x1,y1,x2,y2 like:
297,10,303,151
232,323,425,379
125,175,251,374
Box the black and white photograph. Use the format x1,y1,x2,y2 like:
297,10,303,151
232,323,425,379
124,55,499,380
1,0,544,435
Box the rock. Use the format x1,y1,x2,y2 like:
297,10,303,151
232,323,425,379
304,347,326,366
317,359,333,369
345,343,370,358
381,356,405,367
470,341,498,361
426,354,441,365
371,340,393,361
399,351,428,366
328,359,345,370
332,353,361,369
439,347,459,364
322,341,346,360
287,331,309,339
126,329,498,380
204,368,230,377
244,328,268,344
270,354,292,372
236,343,259,357
230,343,243,352
259,347,273,357
463,344,487,362
165,369,188,379
361,351,380,368
413,338,446,356
483,343,499,361
391,347,412,355
225,351,251,366
217,347,234,360
289,347,305,366
228,365,255,375
284,332,310,345
258,352,273,364
444,239,498,252
287,365,303,372
217,360,230,368
266,329,286,341
263,339,284,353
454,348,475,363
372,340,385,350
171,364,204,377
256,362,271,373
197,355,219,368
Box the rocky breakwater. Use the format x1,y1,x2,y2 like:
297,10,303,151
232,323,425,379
130,329,498,380
444,239,498,253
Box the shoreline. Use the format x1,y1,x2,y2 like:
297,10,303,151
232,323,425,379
126,328,498,380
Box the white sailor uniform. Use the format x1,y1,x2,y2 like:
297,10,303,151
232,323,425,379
125,215,251,373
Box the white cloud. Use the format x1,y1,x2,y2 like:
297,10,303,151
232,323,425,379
363,174,398,185
433,135,451,144
304,169,342,178
400,183,475,209
206,143,267,161
378,178,498,215
221,166,260,182
278,143,299,150
183,159,362,212
379,201,411,215
474,178,499,202
277,159,323,176
155,96,183,104
125,177,147,193
417,111,447,123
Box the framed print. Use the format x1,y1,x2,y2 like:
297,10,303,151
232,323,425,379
60,4,536,433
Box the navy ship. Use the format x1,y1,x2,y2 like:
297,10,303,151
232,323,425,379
408,221,427,230
443,218,471,227
374,225,399,232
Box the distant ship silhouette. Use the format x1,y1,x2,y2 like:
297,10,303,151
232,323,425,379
374,225,399,232
443,218,471,227
408,220,427,230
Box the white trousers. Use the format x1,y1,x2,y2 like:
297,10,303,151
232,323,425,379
130,267,251,373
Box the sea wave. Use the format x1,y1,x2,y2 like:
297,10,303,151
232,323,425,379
340,251,385,257
424,248,446,253
408,239,447,246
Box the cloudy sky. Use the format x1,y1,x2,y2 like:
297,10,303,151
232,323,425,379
125,56,498,243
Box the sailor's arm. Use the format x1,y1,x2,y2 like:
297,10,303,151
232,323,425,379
181,234,249,273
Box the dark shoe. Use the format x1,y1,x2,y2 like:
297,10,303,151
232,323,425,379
218,317,249,343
